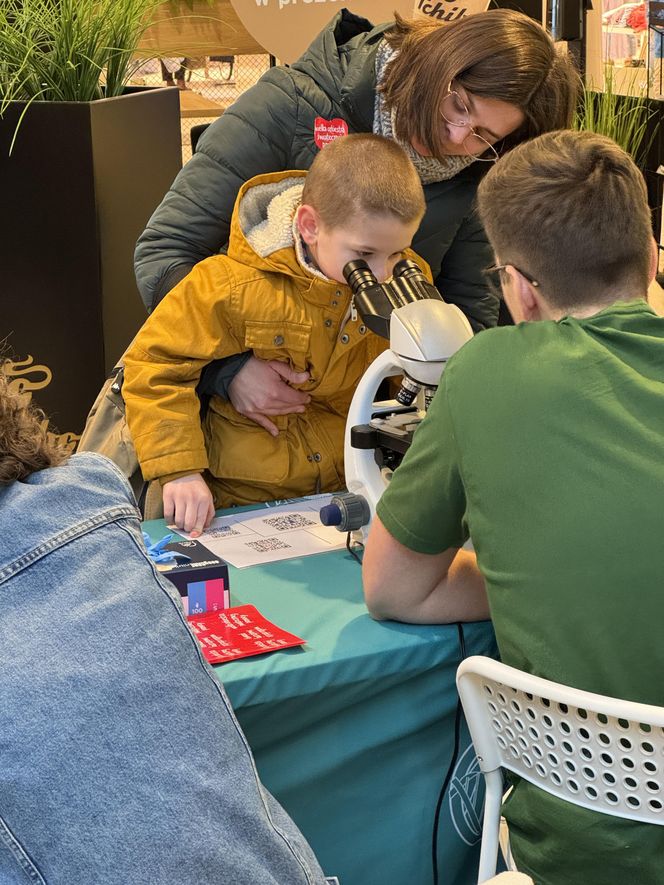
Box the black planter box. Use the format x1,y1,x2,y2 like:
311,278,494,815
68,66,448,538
2,87,181,444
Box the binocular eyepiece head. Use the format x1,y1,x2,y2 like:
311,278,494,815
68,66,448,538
341,257,442,339
342,258,427,294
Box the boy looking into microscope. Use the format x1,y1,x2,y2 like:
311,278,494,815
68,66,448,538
122,134,426,534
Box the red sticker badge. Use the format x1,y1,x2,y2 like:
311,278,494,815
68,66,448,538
313,117,349,149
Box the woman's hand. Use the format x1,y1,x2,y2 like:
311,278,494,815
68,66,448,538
163,474,215,538
229,356,311,436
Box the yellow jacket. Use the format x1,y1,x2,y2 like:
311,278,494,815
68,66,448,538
123,170,427,508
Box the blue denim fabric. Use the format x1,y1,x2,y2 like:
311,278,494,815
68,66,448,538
0,452,327,885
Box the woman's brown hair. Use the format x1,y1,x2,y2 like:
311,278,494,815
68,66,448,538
0,367,68,484
381,9,580,160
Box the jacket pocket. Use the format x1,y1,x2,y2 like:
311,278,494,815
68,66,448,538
205,405,291,484
244,320,310,369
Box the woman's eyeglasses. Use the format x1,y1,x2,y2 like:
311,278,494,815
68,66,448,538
440,83,500,162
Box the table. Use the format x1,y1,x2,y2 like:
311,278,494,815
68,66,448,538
144,517,498,885
178,88,225,119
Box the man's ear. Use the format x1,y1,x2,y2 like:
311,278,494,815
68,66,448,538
516,270,542,321
649,236,659,283
296,204,320,246
503,265,543,322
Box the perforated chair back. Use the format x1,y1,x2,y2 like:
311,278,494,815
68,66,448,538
456,655,664,883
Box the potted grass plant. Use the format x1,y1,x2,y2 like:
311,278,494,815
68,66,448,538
574,69,664,281
573,70,656,168
1,0,183,444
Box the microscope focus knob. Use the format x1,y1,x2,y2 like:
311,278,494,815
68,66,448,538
319,493,371,532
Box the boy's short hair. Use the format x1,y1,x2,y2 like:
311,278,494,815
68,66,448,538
477,130,653,311
301,134,425,228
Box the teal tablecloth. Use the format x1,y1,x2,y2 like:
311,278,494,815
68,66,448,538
143,518,498,885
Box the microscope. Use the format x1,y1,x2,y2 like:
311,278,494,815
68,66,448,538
319,258,473,543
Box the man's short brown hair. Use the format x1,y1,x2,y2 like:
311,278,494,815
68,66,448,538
301,133,425,229
477,130,653,311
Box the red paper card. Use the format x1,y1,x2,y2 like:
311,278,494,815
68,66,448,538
187,604,306,664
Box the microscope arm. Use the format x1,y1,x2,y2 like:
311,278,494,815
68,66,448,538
320,299,473,542
344,349,404,523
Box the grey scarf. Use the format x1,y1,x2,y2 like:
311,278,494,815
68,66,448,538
373,39,474,184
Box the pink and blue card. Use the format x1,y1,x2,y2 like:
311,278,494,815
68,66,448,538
181,576,229,616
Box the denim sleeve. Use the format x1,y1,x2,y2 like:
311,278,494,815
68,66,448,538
198,352,253,400
0,504,327,885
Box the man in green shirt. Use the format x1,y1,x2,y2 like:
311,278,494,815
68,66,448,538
362,130,664,884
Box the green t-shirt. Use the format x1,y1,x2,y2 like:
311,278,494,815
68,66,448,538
377,300,664,885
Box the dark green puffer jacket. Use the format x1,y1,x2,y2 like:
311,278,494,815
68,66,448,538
134,9,498,331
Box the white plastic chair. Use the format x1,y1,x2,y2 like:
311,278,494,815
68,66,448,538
456,655,664,884
483,876,533,885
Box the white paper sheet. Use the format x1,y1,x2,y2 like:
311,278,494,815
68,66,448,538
175,494,347,568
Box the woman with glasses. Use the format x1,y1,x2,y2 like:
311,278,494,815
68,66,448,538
134,8,579,435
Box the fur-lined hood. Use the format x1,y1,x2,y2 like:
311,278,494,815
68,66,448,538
228,169,316,281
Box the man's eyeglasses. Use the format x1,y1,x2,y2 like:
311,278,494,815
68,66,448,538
483,264,541,298
440,82,500,162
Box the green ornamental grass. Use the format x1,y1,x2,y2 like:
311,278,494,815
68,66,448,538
0,0,164,106
574,70,656,167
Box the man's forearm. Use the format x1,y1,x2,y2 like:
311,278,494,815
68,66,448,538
423,549,489,623
367,549,488,624
362,517,490,624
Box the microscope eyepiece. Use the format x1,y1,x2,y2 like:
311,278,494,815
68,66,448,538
343,260,378,295
391,258,442,304
392,258,426,281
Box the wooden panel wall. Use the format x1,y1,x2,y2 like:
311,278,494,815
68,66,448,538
138,0,265,57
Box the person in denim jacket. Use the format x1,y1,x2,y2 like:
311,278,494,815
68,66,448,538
0,370,327,885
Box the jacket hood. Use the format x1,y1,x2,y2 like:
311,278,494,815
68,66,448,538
228,170,313,280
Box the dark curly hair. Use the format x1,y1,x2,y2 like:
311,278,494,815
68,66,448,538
0,366,68,485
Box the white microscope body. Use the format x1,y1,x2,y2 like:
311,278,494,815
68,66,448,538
320,287,473,543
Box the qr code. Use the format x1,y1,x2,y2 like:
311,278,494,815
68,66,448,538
246,537,292,553
207,525,241,539
262,514,316,531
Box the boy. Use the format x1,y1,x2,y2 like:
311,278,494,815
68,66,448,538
362,130,664,884
122,134,426,535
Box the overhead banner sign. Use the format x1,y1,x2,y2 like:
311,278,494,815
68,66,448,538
412,0,490,23
229,0,487,64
